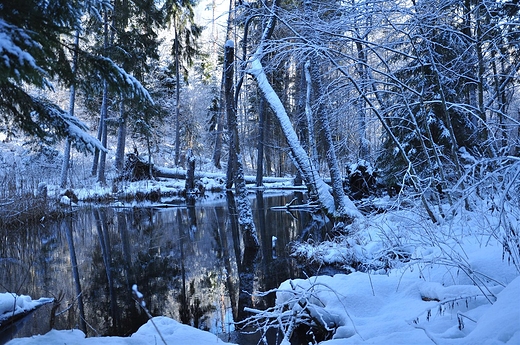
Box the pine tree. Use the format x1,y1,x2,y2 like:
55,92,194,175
87,0,163,181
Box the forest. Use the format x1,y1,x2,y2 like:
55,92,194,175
2,0,520,221
1,0,520,344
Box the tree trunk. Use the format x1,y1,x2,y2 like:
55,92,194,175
97,80,108,184
249,57,360,221
213,0,236,169
174,21,181,166
354,41,369,159
307,59,353,221
92,9,111,183
91,122,102,176
114,96,127,174
243,2,360,221
92,9,111,177
185,148,195,193
303,61,319,168
60,29,80,188
60,139,71,188
256,96,265,187
224,40,259,249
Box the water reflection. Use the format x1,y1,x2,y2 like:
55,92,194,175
0,192,325,343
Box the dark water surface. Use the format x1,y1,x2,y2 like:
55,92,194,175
0,191,327,344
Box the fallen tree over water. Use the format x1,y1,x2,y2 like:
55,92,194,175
119,153,296,185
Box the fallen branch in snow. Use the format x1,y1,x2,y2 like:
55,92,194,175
239,278,362,343
0,293,54,335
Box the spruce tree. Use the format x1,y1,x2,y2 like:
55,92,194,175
0,0,85,145
0,0,153,151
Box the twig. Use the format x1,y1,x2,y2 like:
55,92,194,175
132,284,168,345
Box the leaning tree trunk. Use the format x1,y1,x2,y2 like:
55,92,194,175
224,40,259,249
247,3,361,221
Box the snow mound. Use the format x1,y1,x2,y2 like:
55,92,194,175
6,316,236,345
274,270,520,345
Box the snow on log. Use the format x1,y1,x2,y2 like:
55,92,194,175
0,293,53,334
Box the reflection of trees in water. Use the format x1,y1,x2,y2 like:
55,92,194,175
210,198,239,333
93,209,118,333
0,193,320,339
177,198,221,330
62,215,86,334
87,207,183,336
178,278,216,328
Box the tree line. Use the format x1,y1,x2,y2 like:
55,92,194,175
0,0,201,186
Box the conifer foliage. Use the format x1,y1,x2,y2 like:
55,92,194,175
0,0,153,151
0,0,84,144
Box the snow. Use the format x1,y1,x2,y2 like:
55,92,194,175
0,293,53,325
4,187,520,345
6,317,236,345
293,273,520,345
225,39,234,48
131,284,145,308
2,141,519,345
271,204,520,345
0,20,39,73
2,282,228,345
249,57,362,220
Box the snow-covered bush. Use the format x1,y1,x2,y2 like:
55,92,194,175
247,166,520,343
239,278,352,344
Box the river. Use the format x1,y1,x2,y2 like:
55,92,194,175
0,191,329,344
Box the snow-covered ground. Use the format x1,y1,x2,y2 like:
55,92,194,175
5,316,235,345
242,201,520,345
